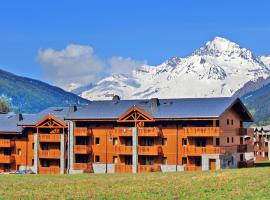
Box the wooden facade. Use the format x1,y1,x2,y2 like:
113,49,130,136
0,97,255,174
254,127,270,161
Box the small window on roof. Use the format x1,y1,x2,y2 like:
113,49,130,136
54,109,63,112
163,102,173,106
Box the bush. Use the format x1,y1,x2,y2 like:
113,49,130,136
0,98,9,113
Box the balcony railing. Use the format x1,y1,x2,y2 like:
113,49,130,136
138,127,161,137
73,163,92,171
74,145,92,154
114,145,163,155
39,134,61,142
39,149,61,159
0,139,15,148
184,165,202,171
39,167,60,174
114,145,132,155
237,144,248,153
74,127,92,136
138,146,163,155
239,128,254,136
110,127,161,137
182,127,220,137
138,164,160,173
115,164,132,173
181,146,221,155
0,155,15,163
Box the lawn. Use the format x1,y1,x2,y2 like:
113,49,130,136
0,167,270,200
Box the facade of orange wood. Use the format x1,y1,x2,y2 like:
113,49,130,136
0,97,254,174
253,126,270,161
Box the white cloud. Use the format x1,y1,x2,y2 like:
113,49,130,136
109,56,147,74
37,44,147,91
37,44,104,90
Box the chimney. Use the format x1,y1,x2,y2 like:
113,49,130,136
16,113,23,121
112,95,120,101
150,98,160,112
69,105,77,113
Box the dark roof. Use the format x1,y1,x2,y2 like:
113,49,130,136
66,97,252,121
0,114,22,133
18,107,77,126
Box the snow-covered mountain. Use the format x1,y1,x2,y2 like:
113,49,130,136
77,37,270,100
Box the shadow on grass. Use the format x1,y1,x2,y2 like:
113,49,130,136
255,161,270,167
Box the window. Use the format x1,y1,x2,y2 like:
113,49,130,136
231,137,234,143
113,156,118,164
17,148,22,156
95,137,100,145
240,137,244,145
231,120,234,125
182,138,187,146
216,120,220,127
113,138,118,146
227,137,230,143
216,138,220,146
32,159,34,166
95,155,100,162
240,121,243,128
182,157,187,165
162,157,167,165
32,143,35,149
227,119,230,125
162,138,167,146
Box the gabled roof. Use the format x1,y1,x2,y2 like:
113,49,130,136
66,97,253,121
18,107,77,126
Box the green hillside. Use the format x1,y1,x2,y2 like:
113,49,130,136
0,69,90,113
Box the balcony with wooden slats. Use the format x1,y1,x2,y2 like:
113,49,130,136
39,134,61,142
111,127,161,137
181,146,222,156
0,155,15,163
73,163,92,172
115,164,132,173
39,167,60,174
74,127,92,137
138,164,160,173
0,139,15,148
74,145,92,154
182,127,220,137
39,149,61,159
114,145,163,156
239,128,254,136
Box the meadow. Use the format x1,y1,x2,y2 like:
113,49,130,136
0,167,270,200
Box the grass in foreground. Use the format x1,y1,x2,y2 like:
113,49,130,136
0,167,270,200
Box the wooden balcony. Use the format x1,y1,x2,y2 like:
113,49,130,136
111,127,132,137
182,127,220,137
39,134,61,142
138,146,163,155
39,149,61,159
73,163,91,172
0,155,15,163
74,127,92,137
115,164,132,173
237,144,247,153
114,145,132,155
184,165,202,171
138,127,161,137
239,128,254,136
111,127,161,137
74,145,92,154
138,164,160,173
114,145,163,155
0,139,15,148
39,167,60,174
181,146,221,155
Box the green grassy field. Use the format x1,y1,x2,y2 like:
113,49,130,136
0,167,270,200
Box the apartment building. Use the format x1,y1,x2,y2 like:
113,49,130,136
0,97,254,174
254,126,270,161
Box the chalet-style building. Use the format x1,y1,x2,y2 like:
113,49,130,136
253,126,270,161
0,97,254,174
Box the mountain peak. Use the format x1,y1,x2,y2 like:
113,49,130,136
194,36,253,60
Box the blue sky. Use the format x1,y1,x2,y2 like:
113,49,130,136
0,0,270,88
